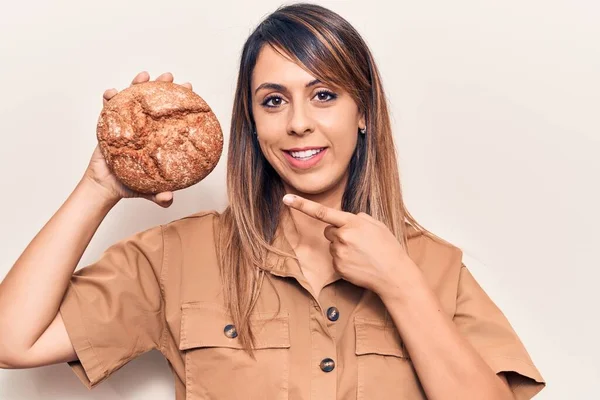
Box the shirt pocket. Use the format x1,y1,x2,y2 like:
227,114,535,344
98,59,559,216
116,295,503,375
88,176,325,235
179,302,290,400
354,316,426,400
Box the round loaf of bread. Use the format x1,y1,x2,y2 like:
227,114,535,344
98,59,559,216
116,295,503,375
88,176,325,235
96,81,223,194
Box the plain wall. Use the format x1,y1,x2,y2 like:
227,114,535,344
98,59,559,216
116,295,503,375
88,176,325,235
1,0,598,398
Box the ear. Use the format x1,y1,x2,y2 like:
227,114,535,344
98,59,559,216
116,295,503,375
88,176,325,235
358,112,366,130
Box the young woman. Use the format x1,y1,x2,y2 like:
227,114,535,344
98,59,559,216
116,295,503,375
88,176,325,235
0,3,545,399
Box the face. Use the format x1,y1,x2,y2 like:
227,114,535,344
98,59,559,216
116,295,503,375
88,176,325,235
251,45,365,198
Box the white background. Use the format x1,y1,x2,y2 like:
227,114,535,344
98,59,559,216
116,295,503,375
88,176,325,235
1,0,598,398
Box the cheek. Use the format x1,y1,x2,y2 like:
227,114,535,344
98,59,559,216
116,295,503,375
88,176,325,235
332,125,359,158
255,120,288,150
256,136,286,170
320,108,360,152
253,105,285,131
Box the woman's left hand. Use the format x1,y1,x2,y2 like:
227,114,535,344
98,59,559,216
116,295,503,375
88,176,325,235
282,194,422,298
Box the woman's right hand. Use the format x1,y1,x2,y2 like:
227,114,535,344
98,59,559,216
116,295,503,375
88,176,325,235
83,71,193,208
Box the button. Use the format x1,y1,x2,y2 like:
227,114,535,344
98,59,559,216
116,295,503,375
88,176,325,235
326,306,339,321
320,358,335,372
224,324,238,339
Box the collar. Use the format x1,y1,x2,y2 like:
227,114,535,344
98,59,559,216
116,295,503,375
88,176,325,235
261,220,423,275
262,223,297,276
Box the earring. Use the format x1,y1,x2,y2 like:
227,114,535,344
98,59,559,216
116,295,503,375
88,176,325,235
359,127,366,135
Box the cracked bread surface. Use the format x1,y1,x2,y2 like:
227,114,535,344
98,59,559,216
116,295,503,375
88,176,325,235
96,81,223,194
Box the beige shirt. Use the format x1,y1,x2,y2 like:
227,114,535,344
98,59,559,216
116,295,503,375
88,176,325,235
59,210,546,399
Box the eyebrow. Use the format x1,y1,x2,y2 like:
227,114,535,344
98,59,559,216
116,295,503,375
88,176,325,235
254,79,322,95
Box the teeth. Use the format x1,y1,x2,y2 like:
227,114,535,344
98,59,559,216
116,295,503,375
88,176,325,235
290,148,324,159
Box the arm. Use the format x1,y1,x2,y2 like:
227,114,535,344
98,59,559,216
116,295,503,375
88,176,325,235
0,177,119,368
378,264,514,400
0,71,181,370
279,194,542,399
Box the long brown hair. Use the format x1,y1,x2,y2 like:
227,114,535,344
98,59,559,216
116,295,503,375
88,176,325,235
215,2,435,356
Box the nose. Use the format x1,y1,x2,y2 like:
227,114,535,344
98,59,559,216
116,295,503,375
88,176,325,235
286,102,315,136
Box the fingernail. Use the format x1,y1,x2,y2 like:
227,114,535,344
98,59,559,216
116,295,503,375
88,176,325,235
283,194,295,205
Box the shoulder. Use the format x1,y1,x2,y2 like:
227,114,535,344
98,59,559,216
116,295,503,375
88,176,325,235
404,222,464,283
164,209,221,229
405,222,462,260
160,210,222,248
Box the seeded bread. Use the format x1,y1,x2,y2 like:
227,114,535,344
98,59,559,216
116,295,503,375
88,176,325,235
96,81,223,194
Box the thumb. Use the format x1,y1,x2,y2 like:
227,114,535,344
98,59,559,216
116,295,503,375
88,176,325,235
154,192,174,208
141,191,173,207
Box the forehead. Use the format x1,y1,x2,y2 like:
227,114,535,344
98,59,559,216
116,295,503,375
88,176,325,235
251,45,317,90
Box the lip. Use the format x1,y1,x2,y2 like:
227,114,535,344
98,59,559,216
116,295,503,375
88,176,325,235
282,147,328,170
284,146,327,152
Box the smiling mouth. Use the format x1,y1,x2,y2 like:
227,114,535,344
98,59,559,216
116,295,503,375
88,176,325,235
284,147,327,160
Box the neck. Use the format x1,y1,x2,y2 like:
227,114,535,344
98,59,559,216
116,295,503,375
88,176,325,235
281,176,347,249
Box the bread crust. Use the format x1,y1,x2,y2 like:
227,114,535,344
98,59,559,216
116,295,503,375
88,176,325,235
96,81,223,194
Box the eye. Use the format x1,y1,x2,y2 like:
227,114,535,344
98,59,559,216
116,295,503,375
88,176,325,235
261,95,286,108
260,90,338,109
314,90,337,102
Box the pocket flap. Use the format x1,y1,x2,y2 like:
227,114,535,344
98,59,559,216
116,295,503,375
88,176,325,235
354,316,409,359
179,302,290,351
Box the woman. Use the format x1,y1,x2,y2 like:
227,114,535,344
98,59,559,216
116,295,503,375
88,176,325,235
0,3,545,399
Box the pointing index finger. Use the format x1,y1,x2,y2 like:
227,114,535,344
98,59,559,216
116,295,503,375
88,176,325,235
283,194,351,227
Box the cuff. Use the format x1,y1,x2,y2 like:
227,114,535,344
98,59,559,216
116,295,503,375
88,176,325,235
487,355,546,400
58,284,109,389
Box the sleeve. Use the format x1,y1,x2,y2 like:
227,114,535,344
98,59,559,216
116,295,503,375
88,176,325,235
58,224,166,389
453,264,546,400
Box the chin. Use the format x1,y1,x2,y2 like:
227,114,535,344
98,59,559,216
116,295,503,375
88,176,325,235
284,175,341,196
